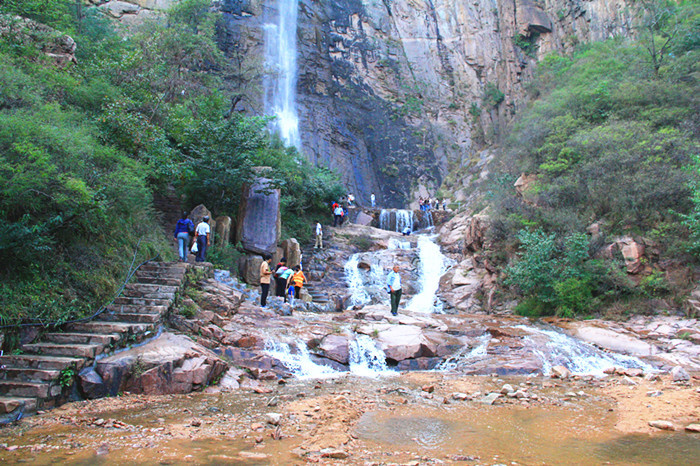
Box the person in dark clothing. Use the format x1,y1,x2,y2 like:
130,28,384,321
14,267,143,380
173,212,194,262
274,258,289,298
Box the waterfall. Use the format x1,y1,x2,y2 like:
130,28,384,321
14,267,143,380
436,334,491,372
379,209,415,232
264,340,340,379
517,325,655,376
388,238,411,250
264,0,300,147
407,236,447,313
344,253,371,307
349,334,393,377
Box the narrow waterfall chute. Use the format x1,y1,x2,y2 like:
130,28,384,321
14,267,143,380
264,340,340,379
379,209,415,232
263,0,300,148
407,235,447,313
349,334,394,377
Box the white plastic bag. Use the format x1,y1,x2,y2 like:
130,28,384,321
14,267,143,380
191,241,198,253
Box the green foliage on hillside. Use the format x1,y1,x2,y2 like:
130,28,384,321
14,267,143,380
0,0,342,327
491,0,699,317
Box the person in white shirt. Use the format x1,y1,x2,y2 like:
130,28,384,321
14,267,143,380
314,222,323,249
370,193,376,208
194,215,211,262
386,264,402,316
333,205,344,226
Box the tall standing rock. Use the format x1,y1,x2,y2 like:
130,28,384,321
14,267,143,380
281,238,301,268
215,216,232,246
236,178,281,256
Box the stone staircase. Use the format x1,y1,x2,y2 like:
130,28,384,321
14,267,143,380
0,261,187,420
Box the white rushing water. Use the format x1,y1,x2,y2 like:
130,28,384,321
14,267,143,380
265,335,394,379
436,334,491,372
519,325,655,377
349,334,393,378
265,340,340,379
264,0,300,147
344,253,371,307
379,209,415,232
407,236,447,313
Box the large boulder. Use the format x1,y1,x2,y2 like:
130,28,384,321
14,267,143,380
319,334,349,364
236,178,281,255
215,216,232,246
92,332,228,396
238,254,264,286
281,238,301,268
516,0,553,35
190,204,214,230
375,325,437,362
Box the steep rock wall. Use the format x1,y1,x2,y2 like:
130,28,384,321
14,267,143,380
105,0,635,206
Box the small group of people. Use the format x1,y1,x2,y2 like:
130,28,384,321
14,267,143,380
332,201,348,227
419,197,448,211
173,212,210,263
259,256,307,307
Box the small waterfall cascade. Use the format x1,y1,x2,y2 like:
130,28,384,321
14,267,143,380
518,325,655,376
388,238,411,250
264,340,340,379
344,252,391,307
263,0,300,147
407,235,447,313
349,334,393,377
436,334,491,372
379,209,415,232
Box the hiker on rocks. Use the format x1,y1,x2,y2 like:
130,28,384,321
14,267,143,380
194,215,211,262
341,205,348,225
333,203,344,227
402,226,411,236
287,265,307,300
442,199,447,210
173,212,195,262
274,257,289,298
371,192,376,208
434,198,439,210
348,193,355,206
387,264,402,316
260,255,273,306
314,222,323,249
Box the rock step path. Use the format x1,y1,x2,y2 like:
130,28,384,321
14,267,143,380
0,261,187,419
301,246,332,304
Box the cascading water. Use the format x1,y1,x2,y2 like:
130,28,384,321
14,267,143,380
518,325,655,376
436,334,491,372
344,254,371,307
263,0,300,147
264,340,340,379
407,236,447,313
379,209,415,232
349,334,393,378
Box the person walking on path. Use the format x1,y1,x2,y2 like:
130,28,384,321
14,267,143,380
314,222,323,249
387,264,402,316
194,216,211,262
371,192,376,208
174,212,195,262
260,255,273,306
278,266,294,302
333,203,344,226
274,257,289,298
287,265,307,300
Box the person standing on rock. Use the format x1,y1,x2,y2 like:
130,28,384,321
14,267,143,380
287,265,307,300
173,212,195,262
194,215,211,262
274,257,289,299
314,222,323,249
333,203,344,227
371,192,376,208
387,264,402,316
260,255,273,306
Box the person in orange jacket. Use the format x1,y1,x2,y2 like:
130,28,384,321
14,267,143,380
286,265,307,300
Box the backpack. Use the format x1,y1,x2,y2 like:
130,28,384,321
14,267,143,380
187,220,195,234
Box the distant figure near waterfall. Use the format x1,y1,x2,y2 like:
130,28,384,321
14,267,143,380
387,264,402,316
371,192,376,208
260,255,273,307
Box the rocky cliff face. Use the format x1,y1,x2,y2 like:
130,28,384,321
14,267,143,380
103,0,635,206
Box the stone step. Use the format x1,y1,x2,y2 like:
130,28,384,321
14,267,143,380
113,297,171,307
97,312,160,324
66,321,153,335
134,276,183,286
136,269,187,279
0,396,37,415
0,355,84,371
139,262,188,272
122,289,175,301
106,304,168,315
22,343,104,359
0,368,60,383
0,381,53,398
43,332,121,346
124,283,179,294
